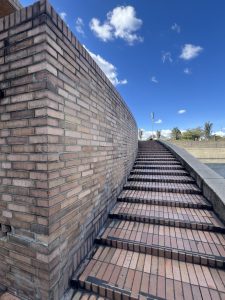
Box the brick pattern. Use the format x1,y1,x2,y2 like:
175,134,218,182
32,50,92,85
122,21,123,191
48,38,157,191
128,174,195,183
75,140,225,300
79,246,225,300
110,203,224,231
118,190,211,208
133,164,184,170
131,168,189,176
72,289,108,300
0,1,137,298
100,220,225,267
124,181,201,194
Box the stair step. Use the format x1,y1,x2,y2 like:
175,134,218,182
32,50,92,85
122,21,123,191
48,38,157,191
124,181,201,194
128,174,195,184
135,160,180,165
72,289,106,300
136,158,178,162
77,246,225,300
131,169,188,176
110,202,225,233
97,219,225,268
118,190,212,209
133,164,184,170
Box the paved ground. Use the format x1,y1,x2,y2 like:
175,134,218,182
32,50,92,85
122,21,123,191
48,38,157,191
71,140,225,300
206,163,225,178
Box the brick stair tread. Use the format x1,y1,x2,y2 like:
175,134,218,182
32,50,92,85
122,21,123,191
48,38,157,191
136,156,177,159
124,181,201,194
135,161,181,165
137,154,171,157
110,202,224,230
99,220,225,267
135,157,178,163
118,190,211,208
78,245,225,300
128,174,195,183
72,289,108,300
131,169,188,176
133,165,184,170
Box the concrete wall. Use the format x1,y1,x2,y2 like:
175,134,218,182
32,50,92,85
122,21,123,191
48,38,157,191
170,141,225,177
161,141,225,225
170,141,225,162
0,1,138,298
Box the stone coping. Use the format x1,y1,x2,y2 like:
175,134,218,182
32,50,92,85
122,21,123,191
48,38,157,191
160,141,225,222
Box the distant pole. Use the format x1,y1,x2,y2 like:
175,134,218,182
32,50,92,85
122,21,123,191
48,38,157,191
151,112,155,139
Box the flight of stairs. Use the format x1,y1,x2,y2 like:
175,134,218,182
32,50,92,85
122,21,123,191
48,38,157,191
71,140,225,300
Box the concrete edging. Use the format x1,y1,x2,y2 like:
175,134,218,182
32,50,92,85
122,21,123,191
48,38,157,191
160,141,225,222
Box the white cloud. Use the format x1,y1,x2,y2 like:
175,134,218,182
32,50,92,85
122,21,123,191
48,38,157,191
59,12,67,21
213,131,225,137
90,18,113,41
184,68,191,75
171,23,181,33
75,17,85,36
84,46,127,86
141,129,171,140
155,119,162,124
178,109,186,114
151,76,158,83
180,44,203,60
162,52,173,63
90,6,143,45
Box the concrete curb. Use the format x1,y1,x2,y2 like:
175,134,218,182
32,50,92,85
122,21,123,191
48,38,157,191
160,141,225,222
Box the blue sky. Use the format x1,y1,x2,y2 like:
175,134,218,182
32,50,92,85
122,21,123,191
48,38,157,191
21,0,225,137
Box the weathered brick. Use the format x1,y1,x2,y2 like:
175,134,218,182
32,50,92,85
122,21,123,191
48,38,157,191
0,1,137,299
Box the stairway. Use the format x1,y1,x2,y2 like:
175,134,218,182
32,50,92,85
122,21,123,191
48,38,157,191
71,140,225,300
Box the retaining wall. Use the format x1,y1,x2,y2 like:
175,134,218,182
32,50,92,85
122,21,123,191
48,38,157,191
0,1,138,298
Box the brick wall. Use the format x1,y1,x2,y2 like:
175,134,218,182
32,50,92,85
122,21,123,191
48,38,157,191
0,0,138,299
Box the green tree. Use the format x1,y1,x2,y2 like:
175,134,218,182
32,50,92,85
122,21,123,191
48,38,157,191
156,130,161,139
171,127,181,140
204,121,213,140
182,127,203,140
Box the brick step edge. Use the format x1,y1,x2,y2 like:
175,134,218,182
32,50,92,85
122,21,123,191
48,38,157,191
109,212,225,233
127,177,195,184
131,170,188,176
135,162,181,165
96,237,225,269
76,275,162,300
136,158,178,161
70,245,99,289
117,197,212,210
124,185,201,195
133,166,184,170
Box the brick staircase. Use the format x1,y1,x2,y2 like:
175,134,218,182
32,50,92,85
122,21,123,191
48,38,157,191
71,141,225,300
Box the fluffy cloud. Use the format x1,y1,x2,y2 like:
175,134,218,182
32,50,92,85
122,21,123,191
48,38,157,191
59,12,67,21
180,44,203,60
141,129,172,140
162,52,173,63
213,131,225,137
151,76,158,83
84,46,127,86
178,109,186,114
75,17,85,36
171,23,181,33
90,6,143,45
155,119,162,124
184,68,191,75
90,18,113,41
